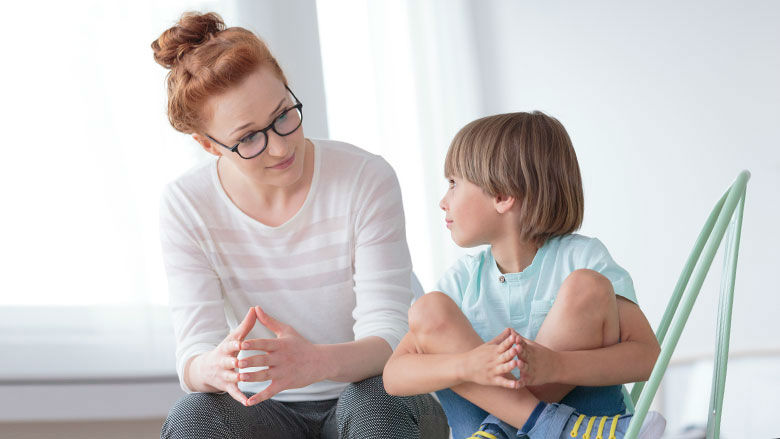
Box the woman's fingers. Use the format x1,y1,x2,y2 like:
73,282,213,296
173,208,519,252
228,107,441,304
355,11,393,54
239,368,272,383
225,383,248,406
221,339,242,355
222,370,239,383
238,353,273,368
221,356,239,369
247,381,282,406
241,338,279,352
255,306,288,336
231,308,258,341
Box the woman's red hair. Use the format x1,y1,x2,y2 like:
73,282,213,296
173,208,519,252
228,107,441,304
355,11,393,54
151,12,287,133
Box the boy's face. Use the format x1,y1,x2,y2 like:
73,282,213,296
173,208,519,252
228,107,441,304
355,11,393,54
439,176,499,247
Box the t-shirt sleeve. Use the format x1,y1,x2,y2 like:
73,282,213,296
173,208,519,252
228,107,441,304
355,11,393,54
159,183,229,393
433,255,472,306
578,238,638,304
351,156,413,351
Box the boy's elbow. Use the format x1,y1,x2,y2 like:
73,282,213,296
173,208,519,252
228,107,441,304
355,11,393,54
642,340,662,380
383,378,407,396
383,380,401,396
382,366,402,396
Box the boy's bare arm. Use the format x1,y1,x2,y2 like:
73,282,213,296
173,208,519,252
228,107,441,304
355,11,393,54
383,329,519,396
516,297,660,387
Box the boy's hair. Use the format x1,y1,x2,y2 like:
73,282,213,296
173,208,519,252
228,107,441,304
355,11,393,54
444,111,584,246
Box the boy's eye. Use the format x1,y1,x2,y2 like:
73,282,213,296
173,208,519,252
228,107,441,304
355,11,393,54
276,111,289,123
448,179,456,189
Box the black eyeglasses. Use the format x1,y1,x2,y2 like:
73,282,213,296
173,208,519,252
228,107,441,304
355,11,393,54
205,86,304,160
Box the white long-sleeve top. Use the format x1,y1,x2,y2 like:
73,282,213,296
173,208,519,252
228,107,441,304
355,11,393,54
159,139,413,401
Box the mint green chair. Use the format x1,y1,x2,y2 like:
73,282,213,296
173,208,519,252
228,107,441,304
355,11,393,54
622,170,750,439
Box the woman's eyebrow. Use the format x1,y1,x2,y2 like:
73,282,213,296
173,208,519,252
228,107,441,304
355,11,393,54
228,97,287,137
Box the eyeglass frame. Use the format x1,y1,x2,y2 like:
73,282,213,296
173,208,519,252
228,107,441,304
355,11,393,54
204,85,304,160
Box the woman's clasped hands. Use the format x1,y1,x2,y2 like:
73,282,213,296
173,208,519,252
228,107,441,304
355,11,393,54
191,306,328,407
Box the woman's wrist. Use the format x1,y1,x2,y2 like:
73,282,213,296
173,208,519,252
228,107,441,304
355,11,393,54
313,344,338,382
186,353,219,393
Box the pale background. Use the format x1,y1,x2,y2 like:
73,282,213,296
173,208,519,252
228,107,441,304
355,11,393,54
0,1,776,437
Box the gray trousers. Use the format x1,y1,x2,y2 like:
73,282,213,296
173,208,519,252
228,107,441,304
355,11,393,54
161,376,449,439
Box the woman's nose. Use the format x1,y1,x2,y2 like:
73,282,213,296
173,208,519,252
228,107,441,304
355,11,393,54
439,196,447,211
265,134,289,157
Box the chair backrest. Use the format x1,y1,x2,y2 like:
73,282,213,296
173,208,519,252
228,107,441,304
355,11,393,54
623,170,750,439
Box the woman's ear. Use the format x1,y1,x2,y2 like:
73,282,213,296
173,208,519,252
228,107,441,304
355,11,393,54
192,133,223,157
494,194,516,214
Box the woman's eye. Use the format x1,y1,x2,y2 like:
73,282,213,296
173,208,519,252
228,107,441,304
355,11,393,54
448,179,456,189
240,131,259,143
276,111,289,123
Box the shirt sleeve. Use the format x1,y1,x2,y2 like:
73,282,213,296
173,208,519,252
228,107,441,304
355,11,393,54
159,183,229,393
578,238,638,304
433,255,473,307
350,156,413,351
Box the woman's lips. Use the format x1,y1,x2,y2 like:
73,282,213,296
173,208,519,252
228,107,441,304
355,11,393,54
269,153,295,170
445,219,453,229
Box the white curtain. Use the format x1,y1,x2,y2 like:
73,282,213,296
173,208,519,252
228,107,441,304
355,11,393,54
0,1,214,307
316,0,486,291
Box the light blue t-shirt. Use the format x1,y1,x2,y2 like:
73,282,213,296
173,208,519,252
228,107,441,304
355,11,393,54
434,234,637,344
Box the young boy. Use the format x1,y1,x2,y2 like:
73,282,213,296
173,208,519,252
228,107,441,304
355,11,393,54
383,112,665,438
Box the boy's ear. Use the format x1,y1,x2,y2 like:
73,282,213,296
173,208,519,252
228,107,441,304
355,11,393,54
192,133,223,157
494,194,516,214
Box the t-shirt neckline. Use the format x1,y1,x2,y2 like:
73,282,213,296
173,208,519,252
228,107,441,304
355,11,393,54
488,239,550,282
211,138,321,231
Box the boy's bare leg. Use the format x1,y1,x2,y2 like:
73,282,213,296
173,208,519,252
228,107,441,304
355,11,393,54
526,269,621,403
408,292,538,428
408,269,620,428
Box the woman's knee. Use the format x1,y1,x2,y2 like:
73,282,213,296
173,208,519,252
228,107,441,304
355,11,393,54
337,376,405,423
557,269,615,312
337,376,448,437
161,393,232,439
408,291,458,336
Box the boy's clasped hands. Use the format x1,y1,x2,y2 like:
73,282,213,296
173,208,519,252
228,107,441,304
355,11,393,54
459,327,558,390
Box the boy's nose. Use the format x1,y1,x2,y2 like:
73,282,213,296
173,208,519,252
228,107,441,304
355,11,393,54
439,197,447,211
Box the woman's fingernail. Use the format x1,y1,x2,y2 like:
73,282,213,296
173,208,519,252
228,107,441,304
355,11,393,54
239,360,246,368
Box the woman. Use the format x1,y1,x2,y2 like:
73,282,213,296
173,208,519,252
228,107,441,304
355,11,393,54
152,12,447,439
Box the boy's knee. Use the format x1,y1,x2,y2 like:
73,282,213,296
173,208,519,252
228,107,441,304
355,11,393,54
558,269,614,309
408,292,457,336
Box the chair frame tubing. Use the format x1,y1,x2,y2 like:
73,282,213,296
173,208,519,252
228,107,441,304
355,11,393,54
624,170,749,439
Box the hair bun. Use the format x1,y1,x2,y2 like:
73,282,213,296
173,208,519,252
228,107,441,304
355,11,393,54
151,12,225,69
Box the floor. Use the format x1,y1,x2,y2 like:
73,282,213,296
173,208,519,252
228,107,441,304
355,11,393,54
0,419,165,439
